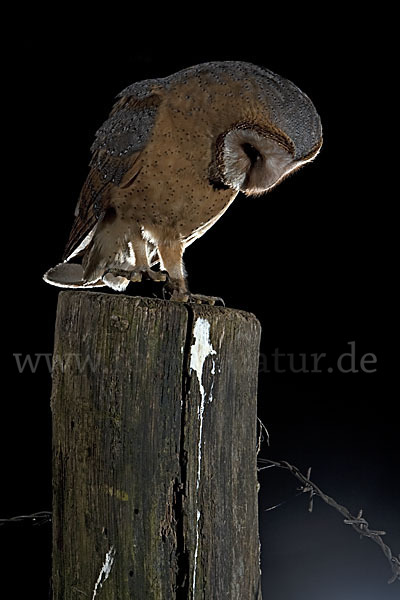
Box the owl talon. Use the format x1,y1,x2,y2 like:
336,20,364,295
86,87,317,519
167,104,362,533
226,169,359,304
105,268,142,282
144,269,167,282
105,267,166,283
187,294,225,306
163,282,224,305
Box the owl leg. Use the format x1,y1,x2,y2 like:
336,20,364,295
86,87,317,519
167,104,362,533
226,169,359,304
105,236,166,283
158,242,223,305
156,241,188,300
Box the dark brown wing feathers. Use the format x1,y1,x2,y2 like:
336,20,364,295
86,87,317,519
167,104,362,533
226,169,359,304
63,93,162,261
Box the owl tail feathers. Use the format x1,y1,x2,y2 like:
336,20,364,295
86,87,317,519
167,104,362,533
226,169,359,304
43,263,106,289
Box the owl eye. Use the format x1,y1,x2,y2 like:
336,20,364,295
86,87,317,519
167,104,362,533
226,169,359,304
241,143,262,166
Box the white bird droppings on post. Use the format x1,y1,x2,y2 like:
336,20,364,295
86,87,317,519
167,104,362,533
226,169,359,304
190,318,216,400
189,317,217,597
189,317,217,491
92,546,116,600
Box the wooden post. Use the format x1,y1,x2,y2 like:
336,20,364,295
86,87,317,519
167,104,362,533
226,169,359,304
51,291,262,599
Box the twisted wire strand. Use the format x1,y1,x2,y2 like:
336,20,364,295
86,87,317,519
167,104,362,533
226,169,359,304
0,511,52,526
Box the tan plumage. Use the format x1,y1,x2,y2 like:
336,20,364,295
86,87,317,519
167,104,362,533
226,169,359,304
44,61,322,301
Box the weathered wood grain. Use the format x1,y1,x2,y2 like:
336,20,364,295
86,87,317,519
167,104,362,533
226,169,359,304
51,291,262,599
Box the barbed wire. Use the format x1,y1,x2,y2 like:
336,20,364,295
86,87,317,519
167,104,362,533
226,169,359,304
0,511,52,527
257,416,270,452
258,457,400,584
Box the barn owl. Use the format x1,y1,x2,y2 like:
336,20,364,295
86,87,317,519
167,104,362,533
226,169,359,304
44,61,322,302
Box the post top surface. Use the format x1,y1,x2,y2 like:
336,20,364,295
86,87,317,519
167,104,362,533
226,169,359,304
58,290,261,329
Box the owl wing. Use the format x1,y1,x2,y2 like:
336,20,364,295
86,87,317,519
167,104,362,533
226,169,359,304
62,88,163,261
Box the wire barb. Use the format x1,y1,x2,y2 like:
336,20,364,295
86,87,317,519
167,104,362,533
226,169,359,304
256,416,270,454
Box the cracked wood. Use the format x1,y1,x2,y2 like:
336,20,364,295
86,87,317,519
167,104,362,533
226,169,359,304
51,291,262,599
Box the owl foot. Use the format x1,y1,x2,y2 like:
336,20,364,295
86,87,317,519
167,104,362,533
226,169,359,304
170,291,224,305
105,267,167,283
163,280,224,305
186,293,225,306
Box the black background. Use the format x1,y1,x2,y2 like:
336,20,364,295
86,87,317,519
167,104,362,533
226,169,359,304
2,13,398,599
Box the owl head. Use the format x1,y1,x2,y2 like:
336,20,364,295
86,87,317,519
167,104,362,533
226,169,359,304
208,62,322,196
